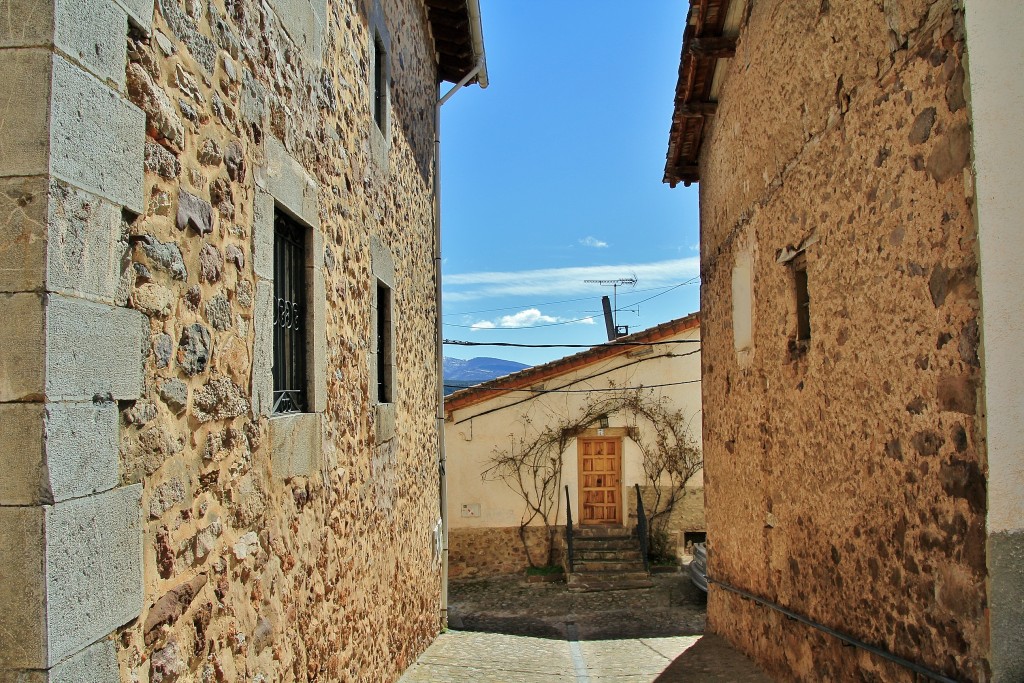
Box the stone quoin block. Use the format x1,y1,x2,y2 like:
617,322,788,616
46,181,125,302
0,176,47,294
0,485,142,669
45,294,145,401
52,0,129,87
0,292,45,402
0,401,117,507
112,0,155,32
265,0,325,65
0,48,52,178
49,54,145,213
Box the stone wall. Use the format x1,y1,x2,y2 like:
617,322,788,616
449,527,565,578
2,0,449,680
698,1,986,680
627,485,705,560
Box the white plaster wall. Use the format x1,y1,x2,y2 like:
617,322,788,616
445,325,702,529
966,2,1024,535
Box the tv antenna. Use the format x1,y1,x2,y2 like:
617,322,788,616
584,277,637,340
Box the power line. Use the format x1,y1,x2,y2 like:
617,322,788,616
444,315,598,330
442,280,699,318
444,378,701,395
443,339,700,348
619,277,699,308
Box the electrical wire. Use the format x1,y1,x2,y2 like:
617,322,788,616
443,339,699,348
444,314,598,330
444,378,701,395
442,281,698,318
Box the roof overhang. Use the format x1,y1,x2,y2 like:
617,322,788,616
425,0,489,88
444,312,701,415
663,0,743,187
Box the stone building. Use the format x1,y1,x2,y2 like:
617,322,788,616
665,1,1022,681
444,314,703,577
0,0,485,680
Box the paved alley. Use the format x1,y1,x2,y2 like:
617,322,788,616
400,574,773,682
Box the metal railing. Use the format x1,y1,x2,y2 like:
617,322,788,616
564,485,574,573
634,483,649,572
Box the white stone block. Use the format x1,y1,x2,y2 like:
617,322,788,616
46,181,125,302
45,294,145,401
251,280,274,417
261,136,320,231
270,412,322,479
252,190,274,281
53,0,128,87
113,0,154,32
49,54,145,213
0,292,46,402
0,48,52,178
44,485,143,665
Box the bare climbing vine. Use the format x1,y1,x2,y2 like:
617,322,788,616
483,388,702,567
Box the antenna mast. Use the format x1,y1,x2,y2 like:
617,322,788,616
584,277,637,339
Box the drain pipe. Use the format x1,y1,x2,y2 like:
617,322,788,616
435,56,485,628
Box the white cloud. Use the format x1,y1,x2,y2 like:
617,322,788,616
579,236,608,248
498,308,558,328
468,309,598,330
444,257,700,302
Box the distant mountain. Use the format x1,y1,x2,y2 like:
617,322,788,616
443,356,529,395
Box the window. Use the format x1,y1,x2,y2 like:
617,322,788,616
372,32,387,132
273,210,308,413
793,253,811,345
376,281,393,403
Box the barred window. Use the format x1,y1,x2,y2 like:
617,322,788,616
376,281,393,403
273,211,307,413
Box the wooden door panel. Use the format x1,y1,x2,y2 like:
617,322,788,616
578,437,622,525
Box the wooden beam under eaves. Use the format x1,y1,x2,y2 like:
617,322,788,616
676,101,718,116
687,35,737,59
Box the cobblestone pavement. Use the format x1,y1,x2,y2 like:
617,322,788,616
400,573,773,682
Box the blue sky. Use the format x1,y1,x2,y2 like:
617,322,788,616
440,1,701,367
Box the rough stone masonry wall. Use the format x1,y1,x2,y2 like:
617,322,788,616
448,527,565,578
98,0,441,680
698,1,985,681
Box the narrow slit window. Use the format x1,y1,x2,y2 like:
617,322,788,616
273,211,308,413
793,253,811,344
373,33,387,132
376,281,393,403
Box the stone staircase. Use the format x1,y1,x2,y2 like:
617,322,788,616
566,525,653,592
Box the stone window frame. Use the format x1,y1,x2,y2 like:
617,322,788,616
370,235,396,443
253,136,326,479
368,0,392,168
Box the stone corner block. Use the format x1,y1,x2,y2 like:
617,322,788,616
0,292,46,402
0,507,48,670
262,136,320,231
44,485,143,666
0,48,53,179
270,412,322,479
45,295,146,401
53,0,129,87
48,637,120,683
0,401,119,505
46,181,125,302
0,176,47,294
50,54,145,213
113,0,155,32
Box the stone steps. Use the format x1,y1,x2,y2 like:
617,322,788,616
566,525,651,592
567,571,654,592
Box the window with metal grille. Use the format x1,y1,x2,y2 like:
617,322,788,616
373,32,387,132
376,281,392,403
273,211,307,414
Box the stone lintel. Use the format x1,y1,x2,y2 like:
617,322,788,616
257,136,321,231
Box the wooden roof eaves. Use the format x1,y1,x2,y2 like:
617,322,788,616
663,0,734,188
443,312,701,415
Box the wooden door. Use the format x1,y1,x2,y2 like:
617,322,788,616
578,437,622,525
